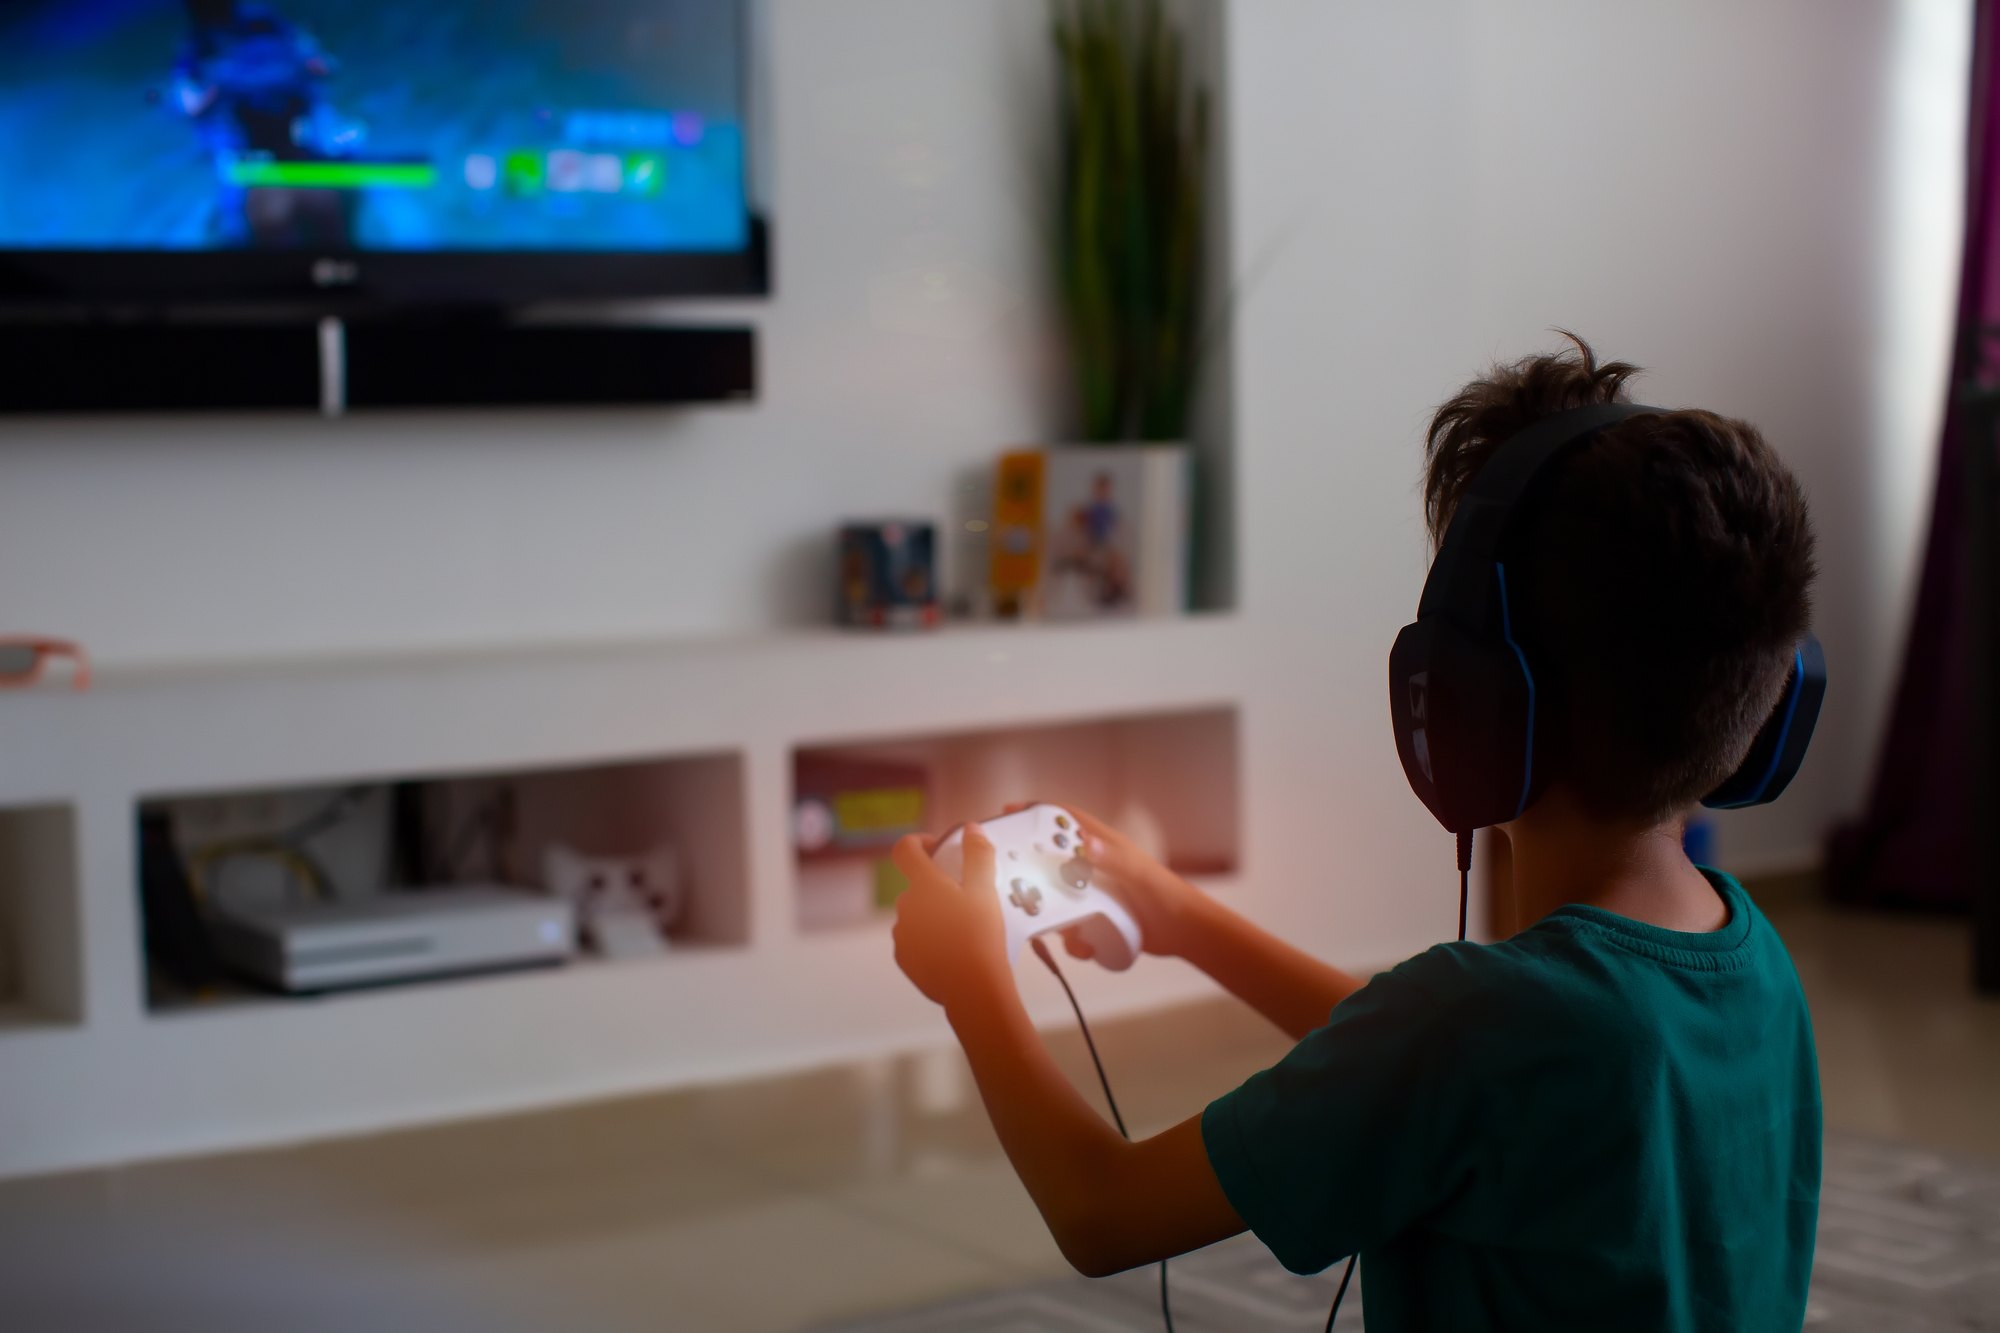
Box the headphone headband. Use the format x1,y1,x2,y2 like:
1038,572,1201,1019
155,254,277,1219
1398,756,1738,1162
1418,403,1662,622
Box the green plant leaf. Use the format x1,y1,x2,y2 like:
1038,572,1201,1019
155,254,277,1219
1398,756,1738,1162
1050,0,1205,442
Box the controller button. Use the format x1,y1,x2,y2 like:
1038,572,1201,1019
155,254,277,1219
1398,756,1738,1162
1055,815,1072,830
1053,833,1070,850
1007,881,1044,916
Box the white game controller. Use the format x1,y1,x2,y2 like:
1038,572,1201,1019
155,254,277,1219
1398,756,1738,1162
930,803,1143,971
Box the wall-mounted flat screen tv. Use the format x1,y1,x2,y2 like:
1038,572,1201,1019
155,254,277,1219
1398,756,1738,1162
0,0,766,306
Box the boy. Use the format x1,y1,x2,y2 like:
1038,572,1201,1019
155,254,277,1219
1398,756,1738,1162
891,338,1822,1330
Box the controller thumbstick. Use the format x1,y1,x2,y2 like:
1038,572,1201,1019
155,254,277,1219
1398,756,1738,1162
1059,857,1092,891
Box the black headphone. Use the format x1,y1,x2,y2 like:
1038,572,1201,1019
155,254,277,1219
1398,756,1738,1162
1389,403,1827,834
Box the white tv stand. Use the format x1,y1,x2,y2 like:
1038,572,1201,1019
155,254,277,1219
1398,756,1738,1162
0,617,1249,1177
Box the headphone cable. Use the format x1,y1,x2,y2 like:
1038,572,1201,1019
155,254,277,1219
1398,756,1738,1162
1456,827,1473,940
1031,937,1174,1333
1035,829,1480,1333
1324,827,1475,1330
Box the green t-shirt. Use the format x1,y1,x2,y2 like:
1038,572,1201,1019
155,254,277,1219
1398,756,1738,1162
1202,871,1820,1332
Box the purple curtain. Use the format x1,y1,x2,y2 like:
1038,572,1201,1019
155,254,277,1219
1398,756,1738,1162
1825,6,1995,908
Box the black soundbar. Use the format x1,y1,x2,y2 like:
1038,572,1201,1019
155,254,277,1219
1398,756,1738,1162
0,322,322,412
341,322,755,409
0,319,755,414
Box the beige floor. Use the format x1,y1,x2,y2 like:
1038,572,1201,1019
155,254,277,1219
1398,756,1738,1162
3,899,1995,1332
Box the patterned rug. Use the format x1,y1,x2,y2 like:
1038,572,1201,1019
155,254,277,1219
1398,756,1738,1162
816,1134,2000,1331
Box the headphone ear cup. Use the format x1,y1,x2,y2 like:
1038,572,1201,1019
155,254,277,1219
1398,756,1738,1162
1391,618,1538,833
1702,634,1826,810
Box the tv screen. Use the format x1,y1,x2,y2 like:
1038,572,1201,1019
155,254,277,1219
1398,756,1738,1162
0,0,764,304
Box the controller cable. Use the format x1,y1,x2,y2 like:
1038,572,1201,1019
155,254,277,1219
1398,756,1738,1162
1030,936,1175,1332
1321,826,1475,1331
1030,827,1476,1333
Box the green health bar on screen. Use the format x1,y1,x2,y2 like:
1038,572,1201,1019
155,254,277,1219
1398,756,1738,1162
226,160,437,190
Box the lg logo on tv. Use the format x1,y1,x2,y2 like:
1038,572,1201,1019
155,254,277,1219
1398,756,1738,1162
312,259,360,288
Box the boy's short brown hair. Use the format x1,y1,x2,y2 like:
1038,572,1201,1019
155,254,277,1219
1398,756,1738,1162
1423,335,1817,823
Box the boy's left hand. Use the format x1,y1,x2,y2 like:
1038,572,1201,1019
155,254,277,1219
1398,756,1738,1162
891,824,1010,1009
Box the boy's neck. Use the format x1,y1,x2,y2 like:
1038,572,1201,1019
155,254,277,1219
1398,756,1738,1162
1494,788,1726,937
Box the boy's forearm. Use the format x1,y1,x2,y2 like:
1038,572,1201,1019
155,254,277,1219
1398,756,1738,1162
942,977,1131,1259
941,971,1247,1277
1173,889,1367,1039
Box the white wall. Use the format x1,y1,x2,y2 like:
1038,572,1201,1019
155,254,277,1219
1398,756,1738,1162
0,0,1062,664
0,0,1963,960
1224,0,1967,907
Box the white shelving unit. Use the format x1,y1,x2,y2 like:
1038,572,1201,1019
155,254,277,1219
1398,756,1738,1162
0,616,1249,1178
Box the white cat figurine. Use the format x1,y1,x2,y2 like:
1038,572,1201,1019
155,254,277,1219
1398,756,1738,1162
543,842,683,959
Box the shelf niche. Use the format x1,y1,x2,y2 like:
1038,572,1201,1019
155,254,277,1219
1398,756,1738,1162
794,706,1239,932
139,751,749,1013
0,804,82,1030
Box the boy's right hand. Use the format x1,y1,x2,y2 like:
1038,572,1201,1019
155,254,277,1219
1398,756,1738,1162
1003,802,1205,960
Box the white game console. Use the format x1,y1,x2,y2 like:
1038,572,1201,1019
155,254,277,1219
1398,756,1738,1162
207,886,575,994
930,804,1143,970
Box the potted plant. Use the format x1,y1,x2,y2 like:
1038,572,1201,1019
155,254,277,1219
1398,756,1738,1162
1041,0,1209,620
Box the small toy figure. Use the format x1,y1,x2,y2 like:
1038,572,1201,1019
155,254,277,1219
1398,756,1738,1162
838,522,941,629
987,450,1047,618
543,842,682,959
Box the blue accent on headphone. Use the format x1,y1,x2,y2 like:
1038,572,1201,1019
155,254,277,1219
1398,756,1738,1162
1495,563,1536,820
1704,647,1804,810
